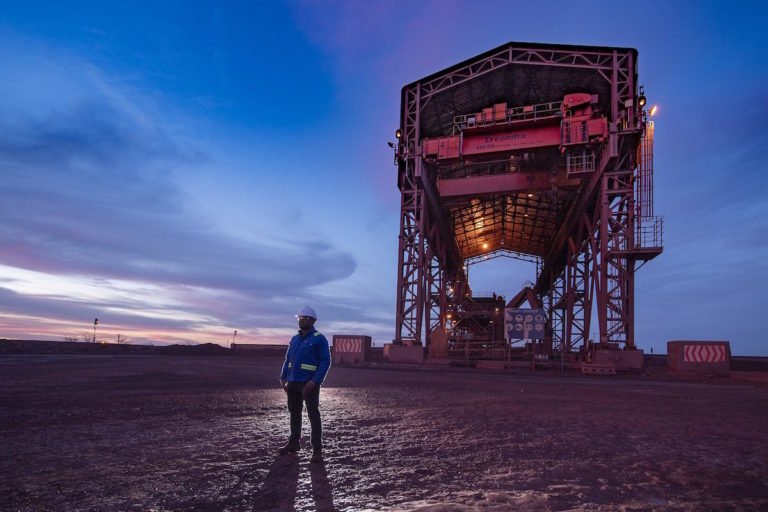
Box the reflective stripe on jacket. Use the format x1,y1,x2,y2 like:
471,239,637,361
280,329,331,384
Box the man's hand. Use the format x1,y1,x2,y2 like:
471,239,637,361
302,380,316,398
280,379,288,391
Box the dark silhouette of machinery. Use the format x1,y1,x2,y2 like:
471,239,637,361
393,42,662,364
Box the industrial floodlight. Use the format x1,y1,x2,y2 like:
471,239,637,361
638,86,646,107
649,105,658,117
395,128,402,139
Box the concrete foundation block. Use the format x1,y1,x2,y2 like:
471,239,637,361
387,344,424,364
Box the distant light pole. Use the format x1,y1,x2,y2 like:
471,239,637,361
231,330,237,349
93,318,99,343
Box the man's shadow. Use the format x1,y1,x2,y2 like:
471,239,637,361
253,454,300,511
309,460,336,511
252,453,336,511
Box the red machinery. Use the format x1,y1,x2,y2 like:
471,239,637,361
422,93,607,161
393,42,663,366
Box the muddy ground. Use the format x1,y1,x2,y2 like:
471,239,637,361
1,355,767,512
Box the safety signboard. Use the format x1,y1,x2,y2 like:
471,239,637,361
683,344,727,363
505,308,546,340
334,338,362,353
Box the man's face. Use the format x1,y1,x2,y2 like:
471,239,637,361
298,315,316,331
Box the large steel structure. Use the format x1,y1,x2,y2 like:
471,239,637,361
394,42,662,361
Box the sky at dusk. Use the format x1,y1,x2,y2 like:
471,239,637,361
1,1,766,354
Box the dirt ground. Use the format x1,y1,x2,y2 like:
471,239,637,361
1,355,767,512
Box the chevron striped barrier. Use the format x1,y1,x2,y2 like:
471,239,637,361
668,341,730,376
334,338,362,353
684,344,727,363
332,335,371,364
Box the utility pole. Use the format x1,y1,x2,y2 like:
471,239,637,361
231,330,237,349
93,318,98,343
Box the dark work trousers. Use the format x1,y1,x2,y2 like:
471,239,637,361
286,381,322,449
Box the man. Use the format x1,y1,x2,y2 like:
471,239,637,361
278,306,331,463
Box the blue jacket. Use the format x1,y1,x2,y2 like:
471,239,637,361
280,328,331,385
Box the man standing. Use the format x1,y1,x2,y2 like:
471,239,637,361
278,306,331,463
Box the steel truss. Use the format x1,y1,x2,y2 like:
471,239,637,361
394,42,661,353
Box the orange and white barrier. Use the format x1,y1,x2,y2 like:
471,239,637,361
668,341,730,376
683,344,727,363
332,335,371,364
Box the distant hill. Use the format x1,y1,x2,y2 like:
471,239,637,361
0,339,231,356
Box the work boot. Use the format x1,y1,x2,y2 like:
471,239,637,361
277,438,300,455
309,448,323,463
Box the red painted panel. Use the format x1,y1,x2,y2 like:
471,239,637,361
562,92,593,111
493,103,507,121
587,118,608,139
437,171,579,197
438,137,460,159
423,139,440,156
462,125,561,155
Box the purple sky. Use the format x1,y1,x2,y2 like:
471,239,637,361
1,1,766,354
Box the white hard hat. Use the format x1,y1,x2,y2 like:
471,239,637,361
297,306,317,319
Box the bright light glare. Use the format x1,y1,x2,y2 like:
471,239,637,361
649,105,658,117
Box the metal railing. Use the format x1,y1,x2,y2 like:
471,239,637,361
452,100,562,133
447,341,508,361
566,151,596,176
635,216,664,249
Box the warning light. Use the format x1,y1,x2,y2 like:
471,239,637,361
395,128,402,139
